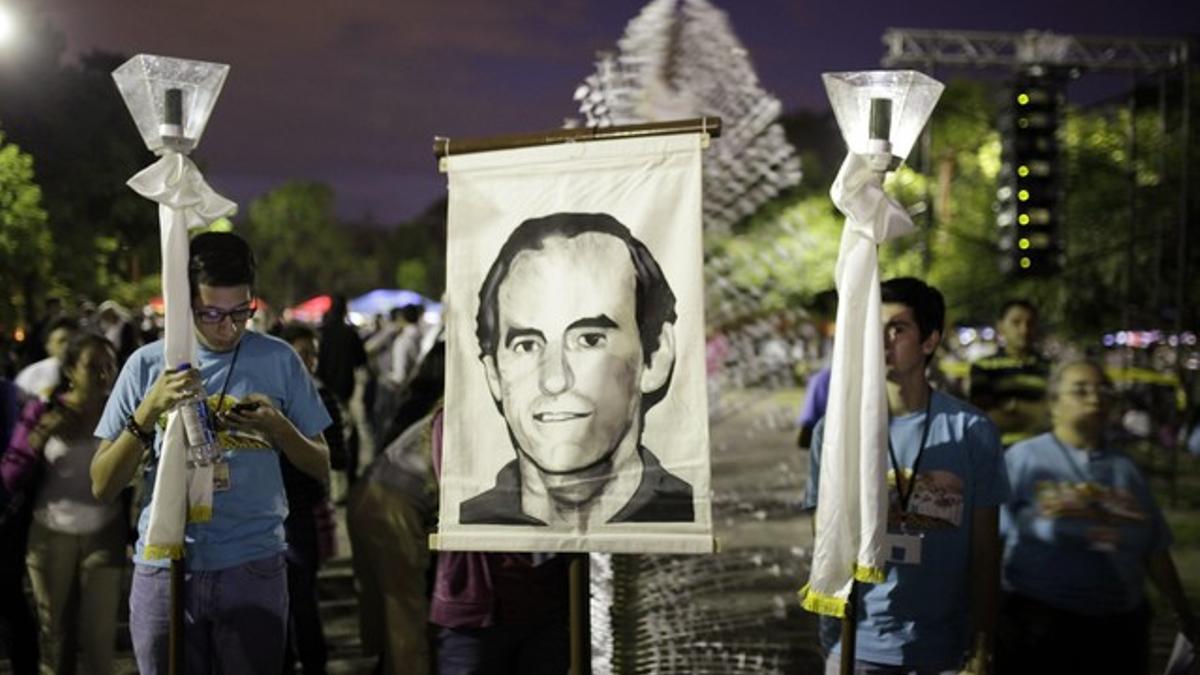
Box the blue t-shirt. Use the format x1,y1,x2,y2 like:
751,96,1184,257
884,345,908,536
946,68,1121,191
797,366,832,428
96,331,331,571
804,390,1008,667
1000,432,1171,615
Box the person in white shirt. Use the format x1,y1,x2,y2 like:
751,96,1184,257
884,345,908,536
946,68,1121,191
15,317,78,402
2,332,123,675
388,304,424,387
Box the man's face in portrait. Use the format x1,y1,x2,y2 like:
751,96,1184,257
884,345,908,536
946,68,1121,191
482,232,665,475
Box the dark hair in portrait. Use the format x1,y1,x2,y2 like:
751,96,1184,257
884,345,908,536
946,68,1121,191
476,212,677,370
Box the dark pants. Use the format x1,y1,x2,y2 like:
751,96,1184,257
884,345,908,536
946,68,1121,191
435,611,569,675
996,592,1150,675
0,563,38,675
284,515,328,675
129,554,289,675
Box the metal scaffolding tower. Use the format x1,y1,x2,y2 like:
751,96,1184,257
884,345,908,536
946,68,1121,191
881,28,1187,72
880,27,1193,504
879,27,1190,309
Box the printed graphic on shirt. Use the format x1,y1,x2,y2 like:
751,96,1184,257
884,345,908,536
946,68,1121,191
1034,481,1147,523
886,469,964,530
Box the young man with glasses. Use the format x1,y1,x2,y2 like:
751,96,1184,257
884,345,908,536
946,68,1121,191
90,231,332,674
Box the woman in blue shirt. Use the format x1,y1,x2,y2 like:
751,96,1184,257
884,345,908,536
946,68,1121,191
998,359,1197,674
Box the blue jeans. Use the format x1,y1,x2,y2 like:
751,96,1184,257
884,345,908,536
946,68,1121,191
129,553,289,675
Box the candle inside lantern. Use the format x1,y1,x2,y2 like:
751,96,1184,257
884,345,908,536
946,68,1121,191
869,97,892,141
865,97,894,168
160,88,184,139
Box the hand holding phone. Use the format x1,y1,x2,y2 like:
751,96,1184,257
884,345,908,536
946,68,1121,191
219,398,275,442
230,401,263,414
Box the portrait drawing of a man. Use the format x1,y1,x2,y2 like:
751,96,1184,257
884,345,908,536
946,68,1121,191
459,212,694,528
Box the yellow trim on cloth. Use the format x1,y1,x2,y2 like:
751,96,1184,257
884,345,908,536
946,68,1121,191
142,544,184,561
853,562,886,584
188,505,213,523
799,583,847,618
798,560,885,617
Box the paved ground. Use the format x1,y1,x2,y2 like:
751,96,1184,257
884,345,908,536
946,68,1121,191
598,386,822,674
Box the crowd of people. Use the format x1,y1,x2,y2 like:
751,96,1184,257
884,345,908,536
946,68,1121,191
0,231,461,675
801,280,1198,674
0,229,1196,675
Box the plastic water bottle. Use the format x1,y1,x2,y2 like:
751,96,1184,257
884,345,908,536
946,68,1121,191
175,364,221,465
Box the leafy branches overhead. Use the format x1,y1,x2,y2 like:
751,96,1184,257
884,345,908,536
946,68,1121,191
240,181,447,310
0,29,157,316
712,75,1198,341
244,182,358,308
0,133,50,328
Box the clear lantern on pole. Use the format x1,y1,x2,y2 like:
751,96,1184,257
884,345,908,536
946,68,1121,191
113,54,229,156
822,70,944,172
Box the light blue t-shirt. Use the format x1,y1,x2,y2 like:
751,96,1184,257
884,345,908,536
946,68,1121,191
1000,432,1171,615
96,331,332,571
804,390,1008,667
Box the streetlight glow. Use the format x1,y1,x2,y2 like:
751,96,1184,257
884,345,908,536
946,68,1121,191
0,6,14,46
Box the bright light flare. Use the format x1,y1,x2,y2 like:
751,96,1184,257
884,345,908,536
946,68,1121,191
0,6,14,46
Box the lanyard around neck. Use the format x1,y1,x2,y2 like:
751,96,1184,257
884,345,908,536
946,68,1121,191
1049,433,1093,484
213,337,244,416
887,388,934,514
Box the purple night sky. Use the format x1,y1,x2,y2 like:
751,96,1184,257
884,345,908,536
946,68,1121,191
36,0,1200,223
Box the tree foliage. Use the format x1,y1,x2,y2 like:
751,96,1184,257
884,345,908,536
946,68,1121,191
0,132,50,328
238,182,446,311
0,8,157,317
243,182,351,307
717,75,1199,342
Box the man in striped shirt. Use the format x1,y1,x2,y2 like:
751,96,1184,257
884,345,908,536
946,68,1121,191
968,300,1050,447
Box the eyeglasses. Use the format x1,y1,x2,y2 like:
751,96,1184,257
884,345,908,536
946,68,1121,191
193,305,256,325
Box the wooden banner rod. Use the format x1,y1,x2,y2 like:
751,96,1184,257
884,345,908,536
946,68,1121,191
433,116,722,159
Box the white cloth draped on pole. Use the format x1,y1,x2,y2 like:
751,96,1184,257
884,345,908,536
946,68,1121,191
128,150,237,560
800,152,915,617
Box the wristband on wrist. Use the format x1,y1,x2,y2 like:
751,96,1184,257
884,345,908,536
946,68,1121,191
124,414,154,448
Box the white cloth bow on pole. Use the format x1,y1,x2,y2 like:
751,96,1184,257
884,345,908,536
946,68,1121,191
128,150,237,560
800,152,915,617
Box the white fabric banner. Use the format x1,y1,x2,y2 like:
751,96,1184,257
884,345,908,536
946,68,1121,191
800,153,916,617
128,151,236,559
436,133,713,554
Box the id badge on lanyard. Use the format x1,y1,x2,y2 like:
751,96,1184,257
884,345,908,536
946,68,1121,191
885,517,924,565
886,391,933,566
213,461,232,492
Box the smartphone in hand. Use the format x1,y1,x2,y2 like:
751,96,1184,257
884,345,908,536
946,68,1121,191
230,401,263,414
